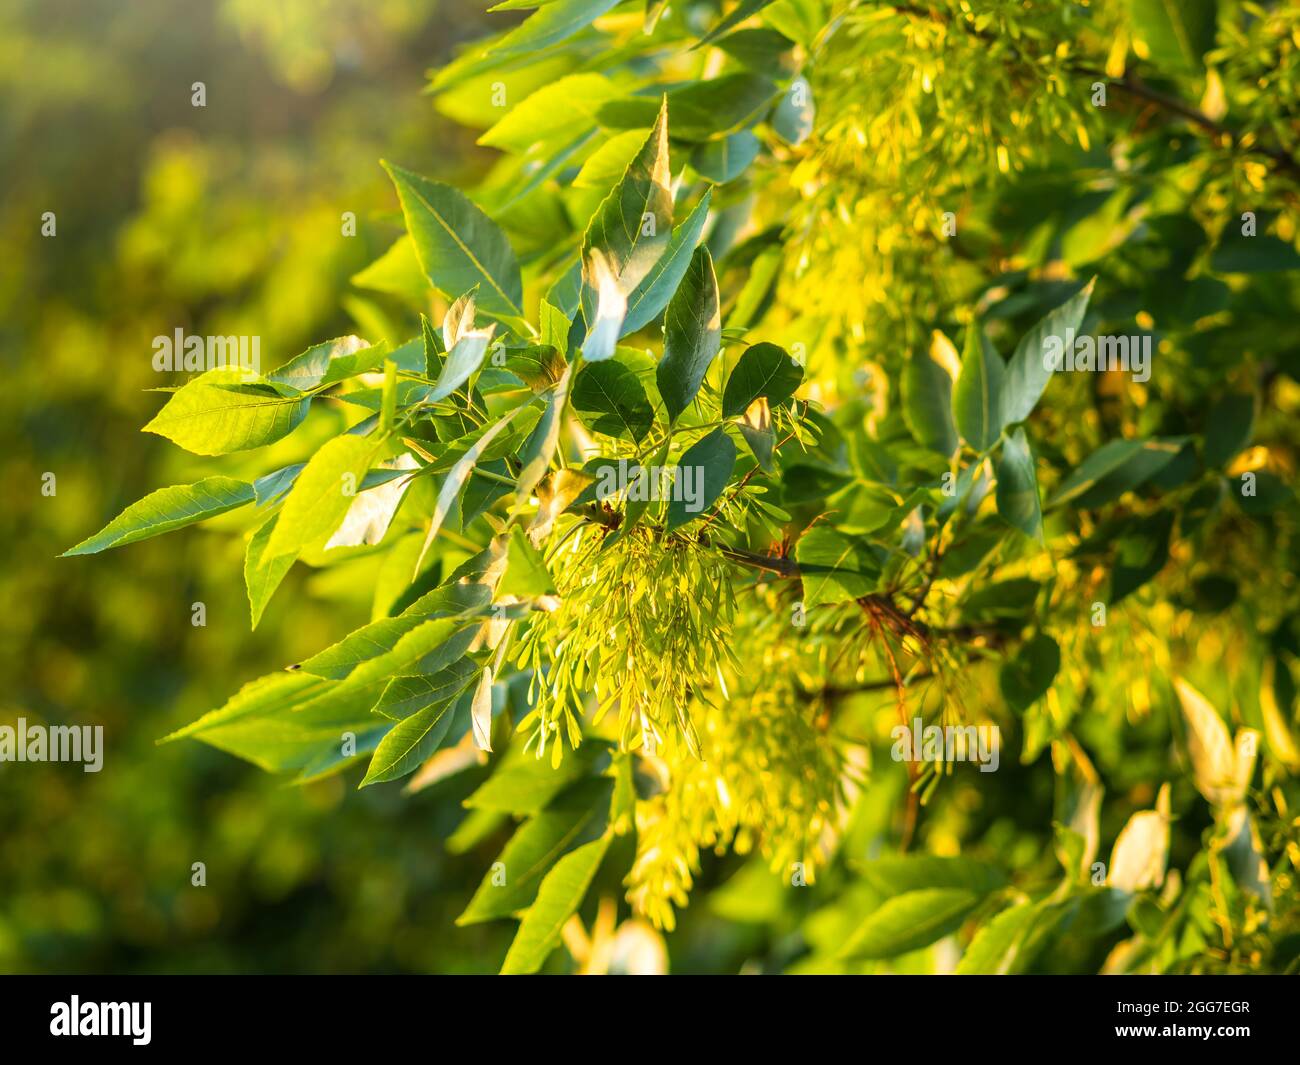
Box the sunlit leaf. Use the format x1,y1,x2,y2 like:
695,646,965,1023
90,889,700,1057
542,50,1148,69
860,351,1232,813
721,342,801,417
995,427,1042,539
143,369,310,456
840,888,979,960
383,161,523,318
63,477,254,556
501,833,611,974
658,246,721,423
953,320,1004,451
1001,281,1093,426
265,435,383,560
665,428,736,528
573,360,652,442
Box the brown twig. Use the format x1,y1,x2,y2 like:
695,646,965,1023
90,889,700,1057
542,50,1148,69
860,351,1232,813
804,670,936,697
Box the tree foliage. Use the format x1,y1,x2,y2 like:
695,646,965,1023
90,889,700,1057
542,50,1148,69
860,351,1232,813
69,0,1300,974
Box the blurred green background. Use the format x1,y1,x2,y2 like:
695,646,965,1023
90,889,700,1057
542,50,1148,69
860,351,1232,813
0,0,537,974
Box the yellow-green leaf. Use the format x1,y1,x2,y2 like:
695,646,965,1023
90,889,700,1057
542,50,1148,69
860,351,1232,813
500,833,612,974
63,476,254,556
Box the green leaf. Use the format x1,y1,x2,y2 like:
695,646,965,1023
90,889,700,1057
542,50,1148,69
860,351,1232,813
690,131,761,184
1110,510,1174,604
1141,438,1193,491
857,855,1007,898
547,259,582,320
1211,231,1300,273
572,361,653,442
643,0,668,32
482,0,620,60
622,189,713,337
721,342,802,417
696,0,776,48
268,336,382,391
1222,807,1273,908
1000,633,1061,711
795,527,882,608
539,302,571,358
840,888,979,960
1203,392,1255,467
62,476,254,556
715,27,798,74
371,660,479,721
429,327,497,403
297,617,440,682
379,357,399,432
351,235,429,301
674,73,778,138
264,435,382,560
300,586,490,679
252,463,304,506
421,313,444,379
953,320,1004,451
162,672,384,777
658,246,721,423
603,75,778,141
956,899,1048,974
517,367,573,498
244,512,296,629
724,245,781,330
736,395,775,471
501,834,611,974
458,778,612,925
770,75,814,146
1235,469,1294,516
443,287,480,352
143,369,310,456
995,427,1043,539
503,344,566,394
321,620,483,699
361,685,468,786
781,460,853,504
382,161,523,318
479,73,617,154
413,405,527,575
499,524,557,597
1001,280,1094,426
581,97,672,301
573,129,651,191
1126,0,1217,73
665,427,736,528
1047,436,1187,509
902,350,958,456
466,742,611,816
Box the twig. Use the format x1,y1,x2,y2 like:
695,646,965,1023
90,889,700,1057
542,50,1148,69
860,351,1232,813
803,670,936,697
